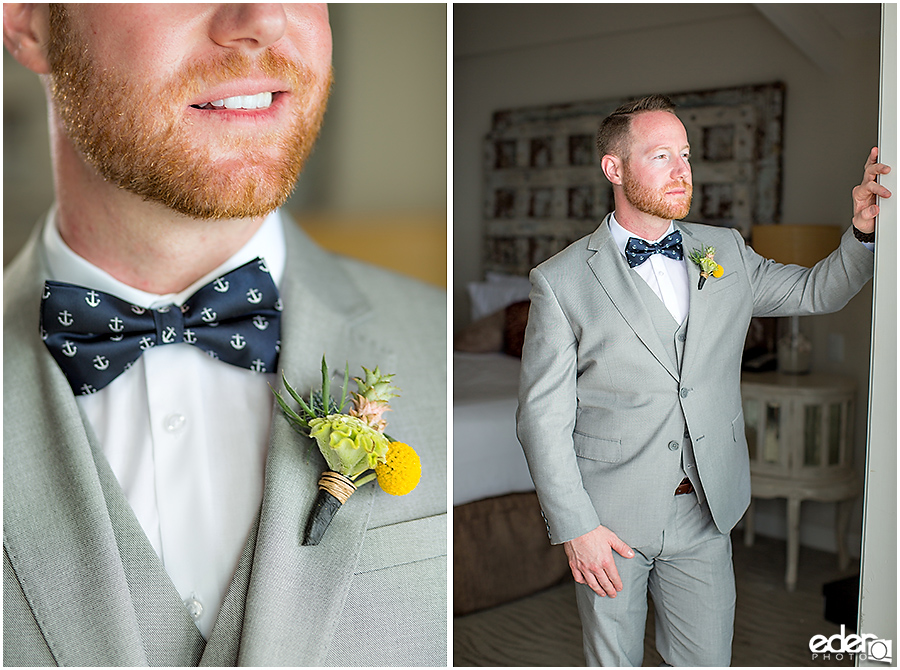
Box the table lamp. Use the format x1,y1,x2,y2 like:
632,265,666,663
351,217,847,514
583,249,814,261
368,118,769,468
750,224,844,374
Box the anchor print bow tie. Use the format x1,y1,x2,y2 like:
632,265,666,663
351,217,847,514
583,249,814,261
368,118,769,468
624,231,684,268
41,257,282,396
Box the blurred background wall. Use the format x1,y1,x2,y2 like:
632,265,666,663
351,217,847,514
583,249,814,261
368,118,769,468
453,3,881,556
4,3,447,287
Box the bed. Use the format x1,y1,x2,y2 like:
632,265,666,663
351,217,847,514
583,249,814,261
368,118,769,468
453,351,531,506
453,278,570,616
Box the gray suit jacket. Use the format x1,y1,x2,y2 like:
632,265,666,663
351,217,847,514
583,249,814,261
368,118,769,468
516,215,873,548
4,212,447,666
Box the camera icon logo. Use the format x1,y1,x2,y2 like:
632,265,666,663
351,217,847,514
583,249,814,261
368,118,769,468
866,638,892,664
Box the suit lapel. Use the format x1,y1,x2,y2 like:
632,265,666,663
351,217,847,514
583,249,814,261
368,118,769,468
3,226,149,666
237,219,395,666
200,515,258,666
678,223,712,373
586,215,679,381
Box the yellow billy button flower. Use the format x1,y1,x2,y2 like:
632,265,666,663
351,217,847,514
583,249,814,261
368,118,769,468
712,264,725,278
375,442,422,496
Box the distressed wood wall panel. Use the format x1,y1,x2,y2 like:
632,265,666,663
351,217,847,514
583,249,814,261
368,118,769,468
482,83,785,276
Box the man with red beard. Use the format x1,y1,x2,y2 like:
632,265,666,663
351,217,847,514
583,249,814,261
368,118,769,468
516,94,889,666
3,5,445,666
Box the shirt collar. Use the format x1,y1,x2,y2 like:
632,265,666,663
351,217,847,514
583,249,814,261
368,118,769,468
42,208,287,309
608,212,676,259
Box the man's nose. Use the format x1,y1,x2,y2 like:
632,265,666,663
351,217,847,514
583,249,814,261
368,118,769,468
208,4,287,51
672,156,691,180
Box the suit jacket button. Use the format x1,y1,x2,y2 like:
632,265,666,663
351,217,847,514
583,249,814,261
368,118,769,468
668,441,680,451
680,388,690,398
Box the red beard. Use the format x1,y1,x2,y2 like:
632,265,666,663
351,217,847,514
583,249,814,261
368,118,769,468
622,169,693,221
46,6,331,220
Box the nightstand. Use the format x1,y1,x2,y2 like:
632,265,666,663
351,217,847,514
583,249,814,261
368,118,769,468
740,372,860,591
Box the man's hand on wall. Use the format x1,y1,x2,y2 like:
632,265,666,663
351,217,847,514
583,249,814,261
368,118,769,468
852,147,892,234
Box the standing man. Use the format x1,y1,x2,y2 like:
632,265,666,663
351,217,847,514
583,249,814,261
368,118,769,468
516,94,889,666
3,4,445,666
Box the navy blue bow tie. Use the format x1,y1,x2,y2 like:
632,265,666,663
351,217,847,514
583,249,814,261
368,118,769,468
624,231,684,268
41,257,282,396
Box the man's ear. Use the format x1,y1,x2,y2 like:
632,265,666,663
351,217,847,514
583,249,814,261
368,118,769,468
601,154,625,186
3,4,52,75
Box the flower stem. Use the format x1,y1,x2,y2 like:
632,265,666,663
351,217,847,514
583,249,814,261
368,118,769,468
353,472,377,487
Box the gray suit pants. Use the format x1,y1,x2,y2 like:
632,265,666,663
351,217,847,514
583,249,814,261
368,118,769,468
575,493,735,666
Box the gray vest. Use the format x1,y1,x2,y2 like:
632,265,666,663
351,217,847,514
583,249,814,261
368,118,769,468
632,276,707,505
89,417,253,666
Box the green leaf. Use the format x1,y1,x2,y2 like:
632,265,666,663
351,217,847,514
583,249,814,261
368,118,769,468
338,361,350,413
321,356,331,413
272,389,310,430
282,373,315,419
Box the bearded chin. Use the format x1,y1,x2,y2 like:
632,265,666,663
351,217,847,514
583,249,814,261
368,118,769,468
46,6,330,221
622,171,693,221
65,105,329,221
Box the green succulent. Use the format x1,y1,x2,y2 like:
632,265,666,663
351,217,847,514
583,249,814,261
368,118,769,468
308,414,390,477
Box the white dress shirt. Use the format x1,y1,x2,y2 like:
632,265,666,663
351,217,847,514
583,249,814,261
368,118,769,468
42,209,286,639
608,213,690,324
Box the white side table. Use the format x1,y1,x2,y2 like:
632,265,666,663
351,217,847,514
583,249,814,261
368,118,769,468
740,372,860,591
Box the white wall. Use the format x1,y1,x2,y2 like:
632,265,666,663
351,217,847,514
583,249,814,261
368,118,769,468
858,2,897,655
453,3,881,554
291,3,447,215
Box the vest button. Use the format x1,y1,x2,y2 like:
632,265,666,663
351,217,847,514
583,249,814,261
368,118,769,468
678,333,686,342
668,441,680,451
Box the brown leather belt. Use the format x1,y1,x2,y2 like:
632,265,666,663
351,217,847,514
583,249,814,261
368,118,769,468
674,477,694,496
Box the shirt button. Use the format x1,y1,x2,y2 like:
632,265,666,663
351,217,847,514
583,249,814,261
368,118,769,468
184,595,203,621
668,441,680,451
164,413,186,432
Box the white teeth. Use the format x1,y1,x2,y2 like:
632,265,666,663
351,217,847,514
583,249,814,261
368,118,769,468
198,92,273,110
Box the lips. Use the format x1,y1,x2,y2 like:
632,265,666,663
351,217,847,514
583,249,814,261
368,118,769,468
666,181,692,195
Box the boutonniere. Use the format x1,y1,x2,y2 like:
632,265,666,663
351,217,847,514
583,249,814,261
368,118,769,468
688,246,724,290
273,357,421,545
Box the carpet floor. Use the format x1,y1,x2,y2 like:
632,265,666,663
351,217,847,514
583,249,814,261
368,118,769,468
454,532,860,666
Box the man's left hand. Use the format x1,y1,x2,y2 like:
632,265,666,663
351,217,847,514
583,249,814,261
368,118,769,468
852,147,892,234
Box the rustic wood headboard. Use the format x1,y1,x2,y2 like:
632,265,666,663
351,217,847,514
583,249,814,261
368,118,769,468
481,83,785,275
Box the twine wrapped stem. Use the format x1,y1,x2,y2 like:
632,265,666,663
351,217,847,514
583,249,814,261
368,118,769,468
302,471,358,545
319,471,357,503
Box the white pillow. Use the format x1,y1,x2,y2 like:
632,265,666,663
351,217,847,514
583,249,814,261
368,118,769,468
467,272,532,321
